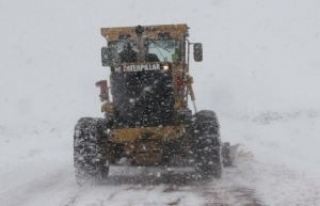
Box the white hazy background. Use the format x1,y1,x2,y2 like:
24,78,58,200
1,0,319,127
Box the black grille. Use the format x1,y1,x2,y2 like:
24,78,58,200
111,70,174,128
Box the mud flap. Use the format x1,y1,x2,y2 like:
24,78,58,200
222,142,236,167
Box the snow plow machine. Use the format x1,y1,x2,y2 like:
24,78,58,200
73,24,232,184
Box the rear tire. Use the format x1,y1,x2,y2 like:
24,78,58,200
73,117,109,184
193,110,222,178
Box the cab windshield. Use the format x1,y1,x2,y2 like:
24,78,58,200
148,39,179,62
113,39,179,63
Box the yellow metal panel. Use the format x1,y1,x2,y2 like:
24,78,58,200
172,64,189,110
110,126,185,143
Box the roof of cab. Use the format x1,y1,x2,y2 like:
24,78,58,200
101,24,189,42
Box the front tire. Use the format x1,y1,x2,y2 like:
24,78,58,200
73,117,109,184
193,110,222,178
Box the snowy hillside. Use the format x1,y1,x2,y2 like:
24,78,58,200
0,0,320,205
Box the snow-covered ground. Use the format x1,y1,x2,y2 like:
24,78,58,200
0,0,319,205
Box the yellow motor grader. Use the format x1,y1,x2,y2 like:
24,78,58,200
73,24,232,183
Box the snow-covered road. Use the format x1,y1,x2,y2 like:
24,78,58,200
1,112,319,206
0,157,263,206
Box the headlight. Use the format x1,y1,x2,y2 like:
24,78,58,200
162,65,170,71
161,63,171,72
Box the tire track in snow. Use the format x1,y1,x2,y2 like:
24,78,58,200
60,166,266,206
198,186,265,206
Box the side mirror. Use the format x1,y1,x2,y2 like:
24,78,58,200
101,47,116,66
193,43,203,62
